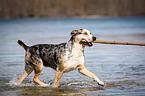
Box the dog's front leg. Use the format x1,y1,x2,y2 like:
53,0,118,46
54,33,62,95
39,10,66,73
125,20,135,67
78,65,104,87
53,68,63,88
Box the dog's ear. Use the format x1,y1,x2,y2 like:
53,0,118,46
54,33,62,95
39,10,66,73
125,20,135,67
71,30,78,36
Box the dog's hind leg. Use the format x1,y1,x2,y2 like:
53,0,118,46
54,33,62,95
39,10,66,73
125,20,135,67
17,63,33,84
33,59,46,86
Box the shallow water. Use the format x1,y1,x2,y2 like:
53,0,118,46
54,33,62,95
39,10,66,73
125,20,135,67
0,17,145,96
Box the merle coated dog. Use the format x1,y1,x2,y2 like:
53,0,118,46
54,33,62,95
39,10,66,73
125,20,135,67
17,29,104,87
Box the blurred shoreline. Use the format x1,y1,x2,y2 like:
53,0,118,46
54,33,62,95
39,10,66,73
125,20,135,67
1,16,145,20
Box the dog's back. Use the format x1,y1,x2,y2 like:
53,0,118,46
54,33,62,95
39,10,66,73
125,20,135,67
17,40,67,70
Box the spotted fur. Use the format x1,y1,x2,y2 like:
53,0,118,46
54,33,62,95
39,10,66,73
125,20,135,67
17,29,104,87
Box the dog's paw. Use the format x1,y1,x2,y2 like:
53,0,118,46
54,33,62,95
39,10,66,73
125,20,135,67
94,80,105,87
97,82,105,87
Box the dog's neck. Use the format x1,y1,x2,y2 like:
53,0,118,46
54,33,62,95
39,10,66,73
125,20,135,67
67,36,85,52
64,37,84,60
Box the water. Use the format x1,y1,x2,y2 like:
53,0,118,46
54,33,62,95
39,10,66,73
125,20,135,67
0,17,145,96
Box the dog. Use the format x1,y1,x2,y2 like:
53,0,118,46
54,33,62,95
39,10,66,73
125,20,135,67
17,29,104,87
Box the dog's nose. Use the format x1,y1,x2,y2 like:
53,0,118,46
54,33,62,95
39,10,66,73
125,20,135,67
92,36,96,41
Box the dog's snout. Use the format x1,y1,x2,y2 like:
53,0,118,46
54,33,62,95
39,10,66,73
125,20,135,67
92,36,96,41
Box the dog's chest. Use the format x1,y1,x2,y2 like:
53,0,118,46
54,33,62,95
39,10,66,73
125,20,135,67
63,44,85,72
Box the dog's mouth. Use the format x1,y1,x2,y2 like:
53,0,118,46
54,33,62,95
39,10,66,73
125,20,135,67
80,39,93,47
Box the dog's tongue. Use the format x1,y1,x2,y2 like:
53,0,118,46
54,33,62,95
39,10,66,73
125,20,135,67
88,42,93,47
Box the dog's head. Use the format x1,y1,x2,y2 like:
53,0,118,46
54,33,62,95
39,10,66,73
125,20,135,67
71,29,96,47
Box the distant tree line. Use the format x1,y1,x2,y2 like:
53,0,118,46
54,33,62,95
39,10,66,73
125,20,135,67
0,0,145,18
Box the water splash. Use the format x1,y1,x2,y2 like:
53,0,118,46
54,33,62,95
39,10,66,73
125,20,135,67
8,78,103,89
65,81,97,87
8,78,34,87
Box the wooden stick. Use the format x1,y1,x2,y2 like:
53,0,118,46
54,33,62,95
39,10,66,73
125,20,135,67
92,40,145,46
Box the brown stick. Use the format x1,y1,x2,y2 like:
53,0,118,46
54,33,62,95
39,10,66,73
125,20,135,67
92,40,145,46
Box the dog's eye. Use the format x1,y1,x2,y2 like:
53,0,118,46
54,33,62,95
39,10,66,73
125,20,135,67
84,32,88,35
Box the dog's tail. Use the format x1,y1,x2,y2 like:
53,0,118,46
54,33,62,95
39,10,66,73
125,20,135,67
17,40,29,51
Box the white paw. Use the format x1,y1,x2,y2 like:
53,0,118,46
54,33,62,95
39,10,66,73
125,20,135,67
94,79,105,87
98,81,104,86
